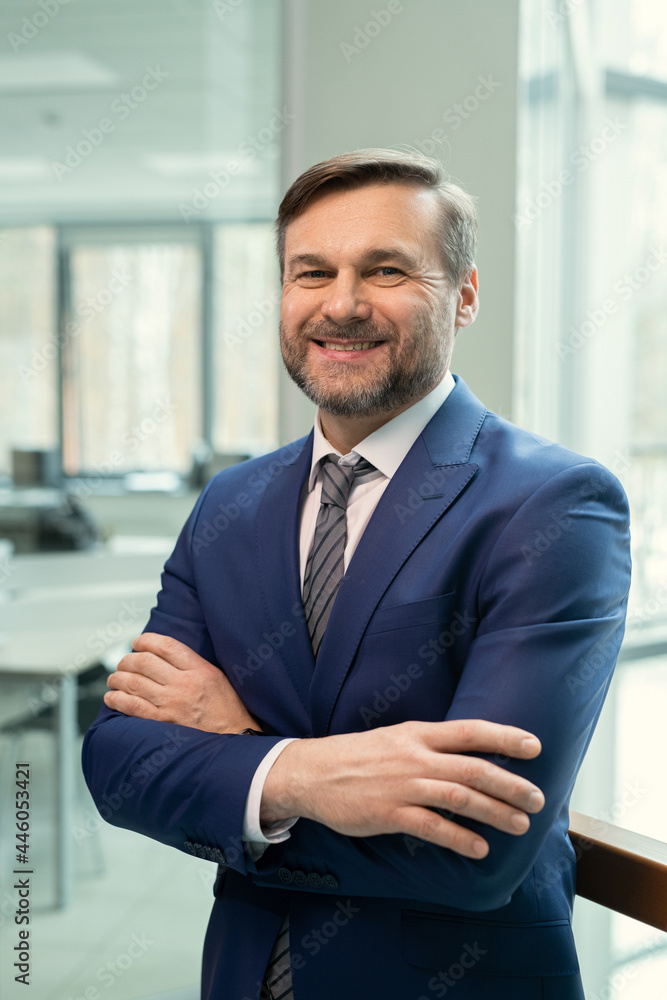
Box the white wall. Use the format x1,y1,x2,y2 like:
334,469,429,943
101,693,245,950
278,0,521,442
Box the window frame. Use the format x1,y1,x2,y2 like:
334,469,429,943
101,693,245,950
49,218,276,492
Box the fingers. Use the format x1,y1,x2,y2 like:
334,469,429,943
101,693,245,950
398,805,489,859
116,651,171,685
429,753,545,815
132,632,202,671
106,665,164,708
415,778,534,836
421,719,542,760
103,688,162,721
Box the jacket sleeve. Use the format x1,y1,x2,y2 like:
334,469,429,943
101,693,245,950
81,484,288,877
249,463,632,909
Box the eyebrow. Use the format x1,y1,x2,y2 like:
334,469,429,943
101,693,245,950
286,253,329,271
285,247,420,273
362,248,420,270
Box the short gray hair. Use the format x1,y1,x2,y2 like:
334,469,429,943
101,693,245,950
275,147,478,285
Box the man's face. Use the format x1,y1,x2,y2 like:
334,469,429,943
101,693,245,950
280,181,467,418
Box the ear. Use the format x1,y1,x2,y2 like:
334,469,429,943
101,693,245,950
454,268,479,328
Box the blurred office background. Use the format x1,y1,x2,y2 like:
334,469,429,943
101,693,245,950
0,0,665,997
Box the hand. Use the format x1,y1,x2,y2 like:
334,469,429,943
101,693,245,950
261,719,545,859
104,633,260,734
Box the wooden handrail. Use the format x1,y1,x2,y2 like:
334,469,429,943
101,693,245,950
569,811,667,930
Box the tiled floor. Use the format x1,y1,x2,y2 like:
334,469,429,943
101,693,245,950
0,729,212,1000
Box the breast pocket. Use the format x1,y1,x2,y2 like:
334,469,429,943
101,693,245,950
365,591,457,636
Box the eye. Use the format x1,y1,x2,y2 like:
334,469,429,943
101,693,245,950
299,270,327,279
373,266,405,280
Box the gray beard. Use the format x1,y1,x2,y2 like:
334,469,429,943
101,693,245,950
280,318,451,417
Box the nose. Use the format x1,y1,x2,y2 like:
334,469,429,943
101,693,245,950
320,271,372,326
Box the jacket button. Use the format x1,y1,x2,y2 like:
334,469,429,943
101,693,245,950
184,841,197,855
278,867,293,884
307,873,322,887
195,844,208,859
292,870,307,886
322,874,338,889
212,848,226,864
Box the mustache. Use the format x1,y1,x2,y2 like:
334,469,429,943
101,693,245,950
301,319,395,342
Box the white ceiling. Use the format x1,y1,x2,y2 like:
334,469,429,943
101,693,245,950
0,0,280,224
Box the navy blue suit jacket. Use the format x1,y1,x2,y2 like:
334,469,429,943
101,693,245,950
82,376,631,999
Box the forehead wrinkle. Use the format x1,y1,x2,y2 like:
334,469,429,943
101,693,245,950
284,184,444,274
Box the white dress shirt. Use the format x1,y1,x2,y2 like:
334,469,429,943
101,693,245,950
241,371,456,856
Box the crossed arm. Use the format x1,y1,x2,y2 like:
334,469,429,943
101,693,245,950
90,462,630,909
105,632,545,861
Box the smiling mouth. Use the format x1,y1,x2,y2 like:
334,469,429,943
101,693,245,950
315,340,383,352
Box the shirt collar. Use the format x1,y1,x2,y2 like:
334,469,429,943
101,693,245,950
307,370,456,491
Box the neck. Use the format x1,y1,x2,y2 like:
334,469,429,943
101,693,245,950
318,412,395,455
318,389,433,454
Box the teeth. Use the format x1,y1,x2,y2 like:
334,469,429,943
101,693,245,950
322,341,378,352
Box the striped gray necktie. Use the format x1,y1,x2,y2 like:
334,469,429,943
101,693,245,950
261,455,375,999
303,455,376,659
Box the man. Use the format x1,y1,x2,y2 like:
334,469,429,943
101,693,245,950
82,149,631,1000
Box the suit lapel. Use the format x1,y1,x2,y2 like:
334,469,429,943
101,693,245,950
309,376,487,734
255,433,314,721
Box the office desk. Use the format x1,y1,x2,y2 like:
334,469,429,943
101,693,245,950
0,541,171,910
0,618,152,910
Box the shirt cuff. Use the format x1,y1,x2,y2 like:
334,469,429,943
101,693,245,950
242,737,300,859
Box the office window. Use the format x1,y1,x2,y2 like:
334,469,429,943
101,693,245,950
213,222,280,456
0,227,58,475
63,238,202,476
517,0,667,994
0,222,283,485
